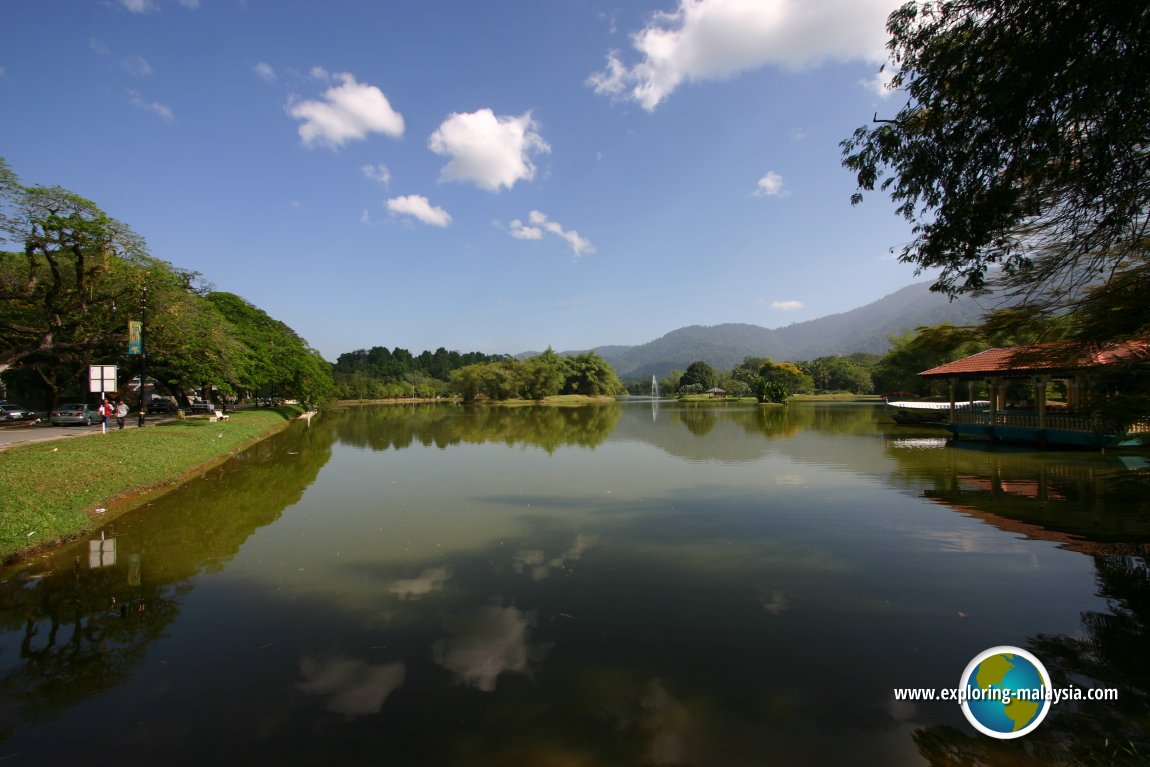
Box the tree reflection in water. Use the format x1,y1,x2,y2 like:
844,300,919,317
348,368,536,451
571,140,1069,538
892,444,1150,765
913,549,1150,766
0,417,332,744
1,403,1148,764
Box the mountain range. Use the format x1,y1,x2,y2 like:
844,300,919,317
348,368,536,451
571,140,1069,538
549,281,1006,380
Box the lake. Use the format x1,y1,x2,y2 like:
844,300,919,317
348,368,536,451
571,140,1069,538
2,401,1148,766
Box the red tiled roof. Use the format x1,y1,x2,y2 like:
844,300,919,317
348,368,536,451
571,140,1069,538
919,340,1148,379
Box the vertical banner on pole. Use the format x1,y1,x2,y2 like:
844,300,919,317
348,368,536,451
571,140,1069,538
128,321,142,355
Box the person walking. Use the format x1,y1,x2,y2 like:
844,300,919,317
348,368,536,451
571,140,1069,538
115,399,129,430
98,399,113,433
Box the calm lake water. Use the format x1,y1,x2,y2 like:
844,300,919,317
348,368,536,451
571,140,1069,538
2,401,1148,766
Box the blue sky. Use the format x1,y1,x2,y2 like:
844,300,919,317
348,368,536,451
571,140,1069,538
2,0,921,361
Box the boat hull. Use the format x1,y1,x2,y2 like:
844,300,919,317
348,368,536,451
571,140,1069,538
945,422,1149,450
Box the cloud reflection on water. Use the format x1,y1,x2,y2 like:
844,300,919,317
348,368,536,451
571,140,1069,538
513,533,596,580
433,604,543,692
296,655,406,717
389,565,453,599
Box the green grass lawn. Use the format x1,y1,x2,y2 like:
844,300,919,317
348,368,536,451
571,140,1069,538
0,407,302,564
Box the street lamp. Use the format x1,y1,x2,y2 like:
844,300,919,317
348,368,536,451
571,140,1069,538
137,285,147,427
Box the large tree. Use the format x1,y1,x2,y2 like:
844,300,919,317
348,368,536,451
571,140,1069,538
0,160,332,408
679,360,718,392
841,0,1150,337
0,161,152,372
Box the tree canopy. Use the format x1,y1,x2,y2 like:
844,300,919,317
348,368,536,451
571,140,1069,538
450,349,622,403
679,360,718,391
0,159,333,408
841,0,1150,338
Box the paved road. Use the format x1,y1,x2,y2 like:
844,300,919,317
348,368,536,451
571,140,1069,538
0,416,170,450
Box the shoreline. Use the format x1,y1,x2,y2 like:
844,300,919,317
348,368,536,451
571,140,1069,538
0,407,310,566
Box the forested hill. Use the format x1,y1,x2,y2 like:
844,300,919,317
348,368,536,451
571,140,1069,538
580,281,1006,379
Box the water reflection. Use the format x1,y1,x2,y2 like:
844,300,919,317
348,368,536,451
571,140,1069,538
0,403,1147,765
0,418,331,744
331,403,620,452
912,548,1150,766
433,604,543,692
389,566,453,599
297,655,406,717
885,439,1150,548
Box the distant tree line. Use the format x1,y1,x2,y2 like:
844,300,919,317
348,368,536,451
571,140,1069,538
332,346,510,399
332,346,625,402
452,348,623,402
650,352,883,403
0,158,333,410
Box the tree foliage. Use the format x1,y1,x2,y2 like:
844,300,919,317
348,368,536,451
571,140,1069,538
449,349,622,403
842,0,1150,331
332,345,506,399
679,360,718,391
206,293,333,408
797,354,878,394
0,159,333,408
759,361,813,397
871,309,1062,395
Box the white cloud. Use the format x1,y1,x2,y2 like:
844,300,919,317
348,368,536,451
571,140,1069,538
508,211,595,259
754,170,789,198
360,209,372,225
428,109,550,192
386,195,452,227
117,0,198,11
771,300,804,311
309,65,330,81
120,55,152,77
860,64,896,98
589,0,901,110
253,62,276,82
508,219,543,240
361,163,390,185
90,38,110,56
289,72,404,149
126,89,173,121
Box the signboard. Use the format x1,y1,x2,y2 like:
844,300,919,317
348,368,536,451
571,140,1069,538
89,536,116,569
88,365,117,394
128,320,142,355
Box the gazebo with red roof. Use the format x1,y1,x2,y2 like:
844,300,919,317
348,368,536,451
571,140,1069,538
916,340,1148,447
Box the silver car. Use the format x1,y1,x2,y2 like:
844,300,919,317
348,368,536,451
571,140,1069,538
50,403,95,426
0,403,38,422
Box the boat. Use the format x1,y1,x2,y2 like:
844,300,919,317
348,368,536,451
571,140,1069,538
885,400,990,426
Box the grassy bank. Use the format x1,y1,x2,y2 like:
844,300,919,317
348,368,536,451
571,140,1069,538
0,407,303,564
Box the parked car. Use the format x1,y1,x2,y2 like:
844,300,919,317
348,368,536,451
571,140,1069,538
50,403,95,426
147,399,178,414
187,402,214,414
0,403,38,422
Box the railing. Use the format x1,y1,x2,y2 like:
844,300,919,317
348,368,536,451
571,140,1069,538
951,410,1150,434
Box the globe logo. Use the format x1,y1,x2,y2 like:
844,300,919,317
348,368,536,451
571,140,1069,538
960,646,1052,739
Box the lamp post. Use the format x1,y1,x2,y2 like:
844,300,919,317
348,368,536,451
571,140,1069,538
137,286,147,427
